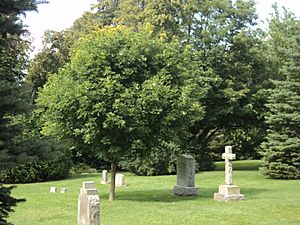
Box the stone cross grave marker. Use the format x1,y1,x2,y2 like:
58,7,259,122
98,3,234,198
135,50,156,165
214,146,245,201
101,170,108,184
78,181,100,225
173,155,198,196
223,145,235,185
116,174,126,186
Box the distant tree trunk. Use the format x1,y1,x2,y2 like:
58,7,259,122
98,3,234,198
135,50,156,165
109,161,117,201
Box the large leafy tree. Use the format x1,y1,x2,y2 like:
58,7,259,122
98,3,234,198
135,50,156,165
27,30,72,99
138,0,269,166
184,0,268,165
30,0,271,173
91,0,269,168
27,4,122,169
116,0,269,166
260,9,300,179
36,27,206,200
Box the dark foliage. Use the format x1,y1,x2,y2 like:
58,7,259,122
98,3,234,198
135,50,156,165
0,185,25,225
120,142,181,176
3,156,72,183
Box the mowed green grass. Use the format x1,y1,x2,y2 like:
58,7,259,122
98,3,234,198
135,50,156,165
8,160,300,225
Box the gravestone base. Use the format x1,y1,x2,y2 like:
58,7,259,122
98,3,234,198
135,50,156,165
214,185,245,202
173,185,198,196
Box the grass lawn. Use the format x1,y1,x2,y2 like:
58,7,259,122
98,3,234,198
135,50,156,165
8,160,300,225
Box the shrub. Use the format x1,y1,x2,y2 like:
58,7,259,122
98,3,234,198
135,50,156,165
70,163,98,175
3,156,72,183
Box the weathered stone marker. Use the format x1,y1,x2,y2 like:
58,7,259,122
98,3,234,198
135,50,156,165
100,170,107,184
60,187,67,194
116,174,126,186
223,145,235,185
50,187,57,193
214,146,245,201
78,181,100,225
173,155,198,196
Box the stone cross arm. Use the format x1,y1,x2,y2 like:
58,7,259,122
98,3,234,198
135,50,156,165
222,152,236,160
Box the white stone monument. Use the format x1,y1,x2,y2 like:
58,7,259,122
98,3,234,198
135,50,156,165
78,181,100,225
214,146,245,201
173,155,198,196
115,174,126,186
61,187,67,194
101,170,108,184
50,187,57,193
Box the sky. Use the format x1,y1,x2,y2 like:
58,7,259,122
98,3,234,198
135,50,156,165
23,0,300,56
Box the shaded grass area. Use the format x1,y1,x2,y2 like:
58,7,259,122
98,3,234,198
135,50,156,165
8,160,300,225
214,159,263,171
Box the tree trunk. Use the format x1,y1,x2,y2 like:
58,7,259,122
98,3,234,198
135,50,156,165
109,161,117,201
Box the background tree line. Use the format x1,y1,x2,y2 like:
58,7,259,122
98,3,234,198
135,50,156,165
0,0,299,204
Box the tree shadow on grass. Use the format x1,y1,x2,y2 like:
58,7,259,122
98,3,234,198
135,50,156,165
116,188,199,202
115,186,268,203
241,187,269,199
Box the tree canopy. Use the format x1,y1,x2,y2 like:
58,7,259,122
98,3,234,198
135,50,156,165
36,27,207,200
26,0,300,180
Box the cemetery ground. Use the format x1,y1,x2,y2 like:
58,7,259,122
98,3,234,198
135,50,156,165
8,160,300,225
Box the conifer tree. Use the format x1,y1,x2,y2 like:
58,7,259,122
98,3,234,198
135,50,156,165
0,0,43,170
261,13,300,179
0,185,25,225
0,1,38,223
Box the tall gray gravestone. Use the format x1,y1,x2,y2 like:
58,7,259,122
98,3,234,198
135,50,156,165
173,155,198,196
78,181,100,225
214,146,245,201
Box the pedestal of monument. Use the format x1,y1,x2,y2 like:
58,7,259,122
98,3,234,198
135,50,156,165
214,185,244,201
173,185,198,196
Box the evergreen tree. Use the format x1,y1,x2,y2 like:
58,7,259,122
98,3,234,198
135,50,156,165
0,2,39,223
260,11,300,179
0,185,25,225
0,0,62,173
0,0,37,35
0,0,39,169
